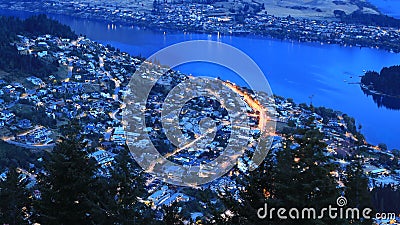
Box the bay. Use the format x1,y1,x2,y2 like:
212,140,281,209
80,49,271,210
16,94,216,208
1,9,400,149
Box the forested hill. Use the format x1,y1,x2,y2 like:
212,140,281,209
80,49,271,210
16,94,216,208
336,10,400,28
0,14,77,78
361,65,400,97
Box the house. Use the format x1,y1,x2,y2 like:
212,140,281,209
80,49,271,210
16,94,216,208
37,51,48,57
2,85,15,94
190,212,204,222
111,127,126,145
162,193,190,206
37,42,49,49
369,169,389,176
17,46,29,55
0,171,7,181
12,82,24,90
148,186,171,206
17,119,32,129
27,76,44,86
130,139,150,148
89,149,114,167
16,128,51,145
0,111,15,121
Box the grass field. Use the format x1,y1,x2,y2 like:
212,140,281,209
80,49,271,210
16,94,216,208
217,0,380,20
49,0,381,20
120,0,381,20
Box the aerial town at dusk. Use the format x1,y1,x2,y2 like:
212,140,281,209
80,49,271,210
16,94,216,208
0,0,399,224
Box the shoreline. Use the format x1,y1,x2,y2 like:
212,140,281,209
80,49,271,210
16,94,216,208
1,7,400,54
360,83,400,99
0,8,363,55
0,9,400,149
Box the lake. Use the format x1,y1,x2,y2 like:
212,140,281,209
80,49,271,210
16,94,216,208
1,9,400,149
368,0,400,18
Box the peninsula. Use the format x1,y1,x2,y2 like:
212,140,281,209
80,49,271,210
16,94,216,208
361,65,400,98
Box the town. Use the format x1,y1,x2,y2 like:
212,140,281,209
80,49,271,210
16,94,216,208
2,0,400,52
0,31,399,223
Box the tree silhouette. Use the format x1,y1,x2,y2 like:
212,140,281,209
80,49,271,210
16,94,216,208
0,167,32,225
34,128,105,224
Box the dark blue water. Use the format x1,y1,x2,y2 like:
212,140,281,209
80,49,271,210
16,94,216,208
1,9,400,149
368,0,400,18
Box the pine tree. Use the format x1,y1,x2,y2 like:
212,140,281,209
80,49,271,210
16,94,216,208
109,146,152,224
204,200,231,225
233,157,275,225
162,202,184,225
205,145,276,225
270,129,341,225
211,128,344,225
0,167,32,225
34,129,105,224
345,160,373,225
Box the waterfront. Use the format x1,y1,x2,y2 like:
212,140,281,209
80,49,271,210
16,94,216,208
1,9,400,149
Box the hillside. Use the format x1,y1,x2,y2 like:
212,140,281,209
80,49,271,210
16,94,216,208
222,0,380,19
0,14,77,80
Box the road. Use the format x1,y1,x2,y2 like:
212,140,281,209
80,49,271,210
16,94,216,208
145,80,271,174
224,82,269,134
